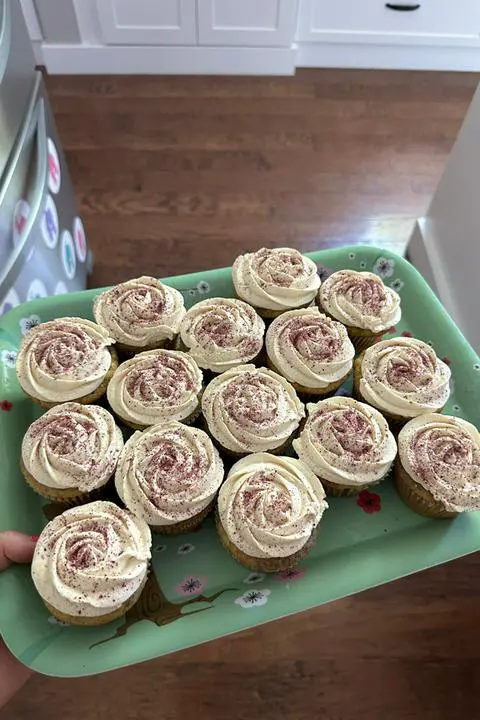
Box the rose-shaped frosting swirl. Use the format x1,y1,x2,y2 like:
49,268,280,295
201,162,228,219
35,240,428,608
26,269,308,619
202,364,304,454
107,349,203,426
115,422,224,526
16,318,115,403
232,247,321,312
399,414,480,513
180,297,265,373
218,453,328,558
22,403,124,491
293,396,397,486
319,270,401,332
93,276,185,349
359,338,451,417
31,501,151,618
266,308,354,388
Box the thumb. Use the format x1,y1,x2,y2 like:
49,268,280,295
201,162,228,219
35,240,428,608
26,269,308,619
0,532,37,572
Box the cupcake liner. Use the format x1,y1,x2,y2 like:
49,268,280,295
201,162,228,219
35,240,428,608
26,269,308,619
318,476,376,497
266,357,349,401
215,511,316,572
20,458,112,506
42,571,149,627
394,458,457,519
238,297,313,321
316,295,385,354
150,498,216,535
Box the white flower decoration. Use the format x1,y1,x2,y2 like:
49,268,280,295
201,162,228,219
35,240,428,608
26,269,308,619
359,261,367,270
177,543,195,555
390,278,404,292
19,314,41,336
187,289,196,297
243,572,266,585
196,280,210,295
234,589,271,609
47,615,70,627
1,350,17,368
348,252,356,260
373,257,395,279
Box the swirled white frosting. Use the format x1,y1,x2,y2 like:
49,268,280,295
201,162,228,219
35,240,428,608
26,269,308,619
31,501,151,618
22,403,123,491
218,453,328,558
293,396,397,486
266,308,354,389
319,270,401,333
115,421,224,526
359,338,451,418
202,364,304,454
179,297,265,373
93,276,185,349
107,349,203,426
16,317,115,403
232,247,321,312
398,414,480,513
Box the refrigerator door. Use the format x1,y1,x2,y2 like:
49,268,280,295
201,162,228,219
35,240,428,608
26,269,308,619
0,72,90,317
0,0,37,181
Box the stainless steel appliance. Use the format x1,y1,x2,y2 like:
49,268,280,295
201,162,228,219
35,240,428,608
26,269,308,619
0,0,90,317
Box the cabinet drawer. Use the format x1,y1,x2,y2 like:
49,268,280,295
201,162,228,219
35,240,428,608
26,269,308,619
297,0,480,42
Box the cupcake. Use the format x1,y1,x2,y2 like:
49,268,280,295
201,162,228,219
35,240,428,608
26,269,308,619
106,349,203,430
16,317,117,407
93,276,186,353
201,364,305,457
178,297,265,373
317,270,401,352
353,338,451,430
293,396,397,496
396,413,480,518
232,247,321,319
31,500,151,626
21,403,124,504
216,453,328,572
265,308,354,398
115,421,224,534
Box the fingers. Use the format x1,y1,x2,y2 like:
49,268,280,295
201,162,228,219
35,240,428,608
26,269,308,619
0,639,32,709
0,532,36,572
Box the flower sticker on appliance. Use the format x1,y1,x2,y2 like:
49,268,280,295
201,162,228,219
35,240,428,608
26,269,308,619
1,350,17,369
61,230,76,280
372,256,395,279
47,138,61,194
235,589,271,609
19,314,41,335
54,281,68,296
27,279,48,302
175,576,207,597
73,217,87,263
41,194,59,249
0,288,20,318
13,200,34,261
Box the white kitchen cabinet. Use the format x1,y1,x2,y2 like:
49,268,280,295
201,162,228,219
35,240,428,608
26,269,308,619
198,0,298,47
97,0,197,45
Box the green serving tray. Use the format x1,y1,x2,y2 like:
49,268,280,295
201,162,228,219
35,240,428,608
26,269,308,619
0,245,479,678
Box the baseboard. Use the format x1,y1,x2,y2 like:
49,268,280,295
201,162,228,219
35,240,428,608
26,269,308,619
41,43,297,75
297,42,480,71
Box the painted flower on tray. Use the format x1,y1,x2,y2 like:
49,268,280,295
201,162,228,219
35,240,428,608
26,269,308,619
401,330,413,338
196,280,210,295
452,404,461,414
390,278,404,293
373,257,395,279
359,261,367,270
386,326,397,335
175,576,207,597
243,572,266,585
235,589,271,609
1,350,17,368
154,543,168,553
177,543,195,555
348,252,356,260
357,489,382,514
0,400,13,412
19,314,41,335
474,363,480,372
276,568,305,583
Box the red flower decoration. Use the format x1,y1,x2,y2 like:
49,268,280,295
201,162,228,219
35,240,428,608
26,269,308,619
442,357,452,366
0,400,13,412
401,330,413,338
386,326,397,334
357,489,381,514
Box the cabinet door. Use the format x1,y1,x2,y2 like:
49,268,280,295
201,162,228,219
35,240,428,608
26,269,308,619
97,0,196,45
198,0,298,46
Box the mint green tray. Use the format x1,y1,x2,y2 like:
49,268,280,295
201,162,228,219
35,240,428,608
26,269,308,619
1,246,479,678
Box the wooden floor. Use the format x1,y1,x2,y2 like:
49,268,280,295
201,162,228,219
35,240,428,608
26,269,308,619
3,69,480,720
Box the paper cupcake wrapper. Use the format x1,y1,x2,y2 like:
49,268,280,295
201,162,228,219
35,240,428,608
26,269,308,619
149,499,216,535
394,458,457,519
20,459,112,506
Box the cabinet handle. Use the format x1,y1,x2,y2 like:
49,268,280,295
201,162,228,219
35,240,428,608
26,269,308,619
385,3,420,10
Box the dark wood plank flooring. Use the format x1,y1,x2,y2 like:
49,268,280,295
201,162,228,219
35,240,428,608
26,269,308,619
2,69,480,720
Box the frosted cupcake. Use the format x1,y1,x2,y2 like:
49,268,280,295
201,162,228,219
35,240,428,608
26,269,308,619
107,349,203,430
31,501,151,626
317,270,401,352
93,276,186,353
115,421,224,534
16,317,117,407
354,338,451,430
293,396,397,496
217,453,328,572
232,247,321,319
178,297,265,373
21,403,123,504
201,364,304,457
396,413,480,518
265,308,354,398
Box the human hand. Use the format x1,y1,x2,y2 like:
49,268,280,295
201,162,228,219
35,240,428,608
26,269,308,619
0,532,37,710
